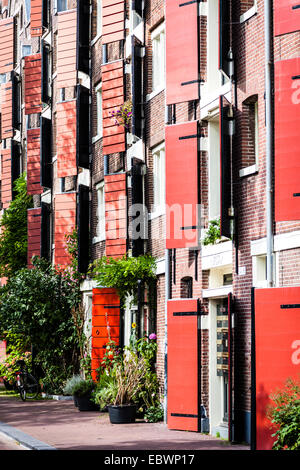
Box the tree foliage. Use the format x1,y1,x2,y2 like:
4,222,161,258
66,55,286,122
0,174,33,278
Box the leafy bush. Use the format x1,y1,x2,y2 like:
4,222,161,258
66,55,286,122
144,404,164,423
92,371,118,409
202,219,221,246
0,173,33,278
63,375,82,396
268,377,300,450
72,379,95,398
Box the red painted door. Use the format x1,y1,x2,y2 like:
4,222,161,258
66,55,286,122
167,299,201,432
253,287,300,450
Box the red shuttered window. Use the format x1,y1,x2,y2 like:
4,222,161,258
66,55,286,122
27,208,42,268
102,60,125,155
104,173,127,258
102,0,125,45
24,54,42,115
27,129,43,195
57,9,77,89
166,0,199,105
56,99,77,178
31,0,43,37
274,0,300,36
275,57,300,221
165,121,199,249
54,192,76,267
0,18,14,74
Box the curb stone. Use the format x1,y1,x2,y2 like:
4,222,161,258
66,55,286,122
0,422,57,450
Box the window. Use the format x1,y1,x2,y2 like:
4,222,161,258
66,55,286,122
22,45,32,57
152,143,165,215
240,1,257,23
239,95,259,176
56,0,67,13
151,23,165,93
24,0,31,23
96,82,103,138
208,118,221,220
97,0,102,37
0,74,6,84
94,181,105,242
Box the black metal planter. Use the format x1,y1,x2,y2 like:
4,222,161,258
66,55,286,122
75,395,99,411
108,404,136,424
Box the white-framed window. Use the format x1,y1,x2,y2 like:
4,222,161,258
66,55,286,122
22,45,32,57
96,82,103,138
93,181,105,243
55,0,67,13
240,0,257,23
151,22,165,94
24,0,31,23
152,142,165,216
97,0,102,37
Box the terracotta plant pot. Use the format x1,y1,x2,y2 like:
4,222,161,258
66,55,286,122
108,404,136,424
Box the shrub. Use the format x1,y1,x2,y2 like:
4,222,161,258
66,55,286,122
268,377,300,450
202,219,221,246
63,375,82,396
72,379,95,398
144,404,164,423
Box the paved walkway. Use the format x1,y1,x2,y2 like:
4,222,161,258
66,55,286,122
0,395,249,451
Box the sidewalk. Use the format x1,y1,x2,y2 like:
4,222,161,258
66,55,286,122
0,395,249,451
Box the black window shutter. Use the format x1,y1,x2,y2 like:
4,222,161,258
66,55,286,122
40,116,52,188
41,40,51,105
220,96,232,239
11,140,21,199
77,184,90,274
76,85,90,169
11,71,20,130
41,202,51,261
76,0,90,75
219,0,230,78
42,0,49,29
132,0,143,18
131,161,145,257
132,44,143,138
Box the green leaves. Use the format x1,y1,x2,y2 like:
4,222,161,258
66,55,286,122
0,174,33,278
202,218,222,246
91,254,157,304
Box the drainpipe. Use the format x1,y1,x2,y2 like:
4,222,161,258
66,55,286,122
265,0,274,287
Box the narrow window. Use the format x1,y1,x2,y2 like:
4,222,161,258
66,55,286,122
95,181,105,241
151,23,165,93
152,143,165,215
96,83,103,138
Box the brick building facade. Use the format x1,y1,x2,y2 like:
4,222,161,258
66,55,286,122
0,0,299,450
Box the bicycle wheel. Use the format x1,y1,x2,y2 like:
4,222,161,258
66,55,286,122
17,375,26,401
23,374,39,400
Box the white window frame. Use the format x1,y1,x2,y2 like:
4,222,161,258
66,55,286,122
150,22,165,98
240,0,258,23
97,0,102,37
93,181,105,243
239,99,259,177
93,82,103,143
151,142,165,218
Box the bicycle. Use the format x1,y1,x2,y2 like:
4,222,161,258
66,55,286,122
15,360,39,401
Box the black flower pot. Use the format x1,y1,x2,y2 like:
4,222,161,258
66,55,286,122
76,395,99,412
73,395,79,408
108,404,136,424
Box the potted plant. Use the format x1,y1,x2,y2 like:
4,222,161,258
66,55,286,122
63,375,82,407
72,378,99,411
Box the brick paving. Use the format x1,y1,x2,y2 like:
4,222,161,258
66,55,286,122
0,396,249,451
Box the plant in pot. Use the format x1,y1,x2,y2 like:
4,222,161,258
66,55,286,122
63,375,82,407
72,378,99,411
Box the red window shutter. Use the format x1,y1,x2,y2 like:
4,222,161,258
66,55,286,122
102,60,125,155
27,208,42,268
102,0,125,45
57,10,77,89
0,82,13,139
253,287,300,450
166,0,199,105
24,54,42,115
27,128,43,195
31,0,43,37
104,173,127,258
91,288,120,380
274,0,300,36
1,148,12,209
165,121,199,249
167,299,200,432
275,57,300,221
57,100,77,177
0,18,14,74
54,192,76,267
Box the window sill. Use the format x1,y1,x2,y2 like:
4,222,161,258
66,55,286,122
146,86,165,103
239,163,258,178
92,135,102,144
91,33,102,47
92,235,105,245
148,208,165,221
240,4,258,23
